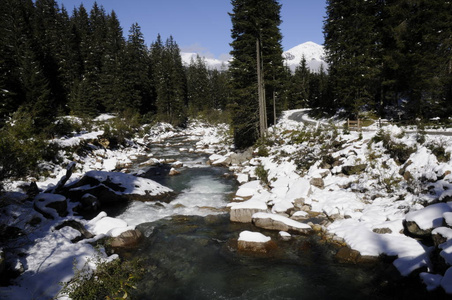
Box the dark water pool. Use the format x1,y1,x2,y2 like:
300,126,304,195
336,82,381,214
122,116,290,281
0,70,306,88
125,214,434,300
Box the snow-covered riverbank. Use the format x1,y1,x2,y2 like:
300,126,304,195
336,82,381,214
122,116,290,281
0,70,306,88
213,109,452,295
2,110,452,298
0,117,232,299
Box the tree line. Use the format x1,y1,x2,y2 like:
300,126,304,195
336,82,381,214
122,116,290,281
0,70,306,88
4,0,447,152
0,0,232,132
323,0,452,119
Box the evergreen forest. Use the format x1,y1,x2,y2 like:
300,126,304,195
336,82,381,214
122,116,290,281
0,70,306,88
0,0,451,180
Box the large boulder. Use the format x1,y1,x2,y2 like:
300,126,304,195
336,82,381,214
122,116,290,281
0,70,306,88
252,212,312,234
63,170,174,204
342,164,367,176
208,154,231,167
404,203,452,237
33,193,68,219
109,229,143,249
229,199,268,223
55,220,94,243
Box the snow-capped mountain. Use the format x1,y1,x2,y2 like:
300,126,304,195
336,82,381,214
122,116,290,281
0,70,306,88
181,52,229,70
181,41,328,73
283,41,328,73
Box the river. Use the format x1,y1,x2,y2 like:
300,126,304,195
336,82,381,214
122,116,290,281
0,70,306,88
112,133,432,299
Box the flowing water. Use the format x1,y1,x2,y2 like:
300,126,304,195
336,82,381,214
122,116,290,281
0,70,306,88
113,134,433,300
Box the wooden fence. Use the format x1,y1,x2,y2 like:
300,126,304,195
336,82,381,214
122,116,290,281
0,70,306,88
347,119,361,131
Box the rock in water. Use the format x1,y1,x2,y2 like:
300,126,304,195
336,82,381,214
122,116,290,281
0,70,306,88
237,231,274,253
252,212,312,234
109,229,143,249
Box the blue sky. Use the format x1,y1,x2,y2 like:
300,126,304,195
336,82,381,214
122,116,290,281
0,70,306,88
57,0,327,60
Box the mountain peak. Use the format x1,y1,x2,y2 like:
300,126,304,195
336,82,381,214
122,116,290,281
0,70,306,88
283,41,328,72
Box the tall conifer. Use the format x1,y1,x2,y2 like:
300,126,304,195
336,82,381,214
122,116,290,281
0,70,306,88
229,0,284,149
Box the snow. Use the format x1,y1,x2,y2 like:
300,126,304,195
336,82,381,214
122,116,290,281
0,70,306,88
283,41,328,72
279,231,291,238
6,110,452,297
83,170,173,196
433,227,452,241
238,231,271,243
34,193,67,219
292,211,308,218
405,203,452,230
87,213,131,236
252,212,312,230
0,211,124,299
181,52,228,70
442,268,452,294
53,130,104,147
229,198,268,211
235,180,262,199
93,113,116,121
420,272,443,291
445,212,452,227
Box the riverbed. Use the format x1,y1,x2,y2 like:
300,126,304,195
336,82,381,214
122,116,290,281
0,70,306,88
110,133,434,299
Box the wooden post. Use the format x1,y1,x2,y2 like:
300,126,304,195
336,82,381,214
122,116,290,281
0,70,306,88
257,37,266,137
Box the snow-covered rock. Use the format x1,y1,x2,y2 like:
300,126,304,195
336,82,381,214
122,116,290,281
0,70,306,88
65,170,174,203
237,231,273,253
405,203,452,236
33,193,67,219
229,199,268,223
235,180,262,200
252,212,312,234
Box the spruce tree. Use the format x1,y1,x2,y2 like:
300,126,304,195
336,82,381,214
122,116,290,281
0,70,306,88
291,56,310,108
122,22,150,113
151,35,187,126
68,4,98,116
98,10,126,112
324,0,381,117
229,0,284,149
208,68,230,111
186,55,210,115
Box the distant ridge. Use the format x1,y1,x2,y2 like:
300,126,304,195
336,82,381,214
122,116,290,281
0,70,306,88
181,41,328,72
181,52,228,70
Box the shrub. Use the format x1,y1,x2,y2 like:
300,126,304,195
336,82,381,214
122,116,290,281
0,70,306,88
101,110,142,147
371,129,415,165
427,142,450,163
0,113,60,185
59,254,144,300
255,164,269,186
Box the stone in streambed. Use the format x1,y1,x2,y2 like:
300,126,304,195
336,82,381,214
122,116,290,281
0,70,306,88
237,231,274,254
252,212,312,234
229,199,268,223
109,229,143,249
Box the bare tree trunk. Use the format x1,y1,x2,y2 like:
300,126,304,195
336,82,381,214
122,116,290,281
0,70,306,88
257,38,266,137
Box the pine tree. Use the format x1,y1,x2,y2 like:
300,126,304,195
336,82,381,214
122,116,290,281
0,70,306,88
229,0,284,149
208,68,231,111
0,0,32,124
324,0,382,116
186,55,210,115
151,35,187,126
98,10,126,112
291,55,310,108
33,0,68,111
68,4,97,116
